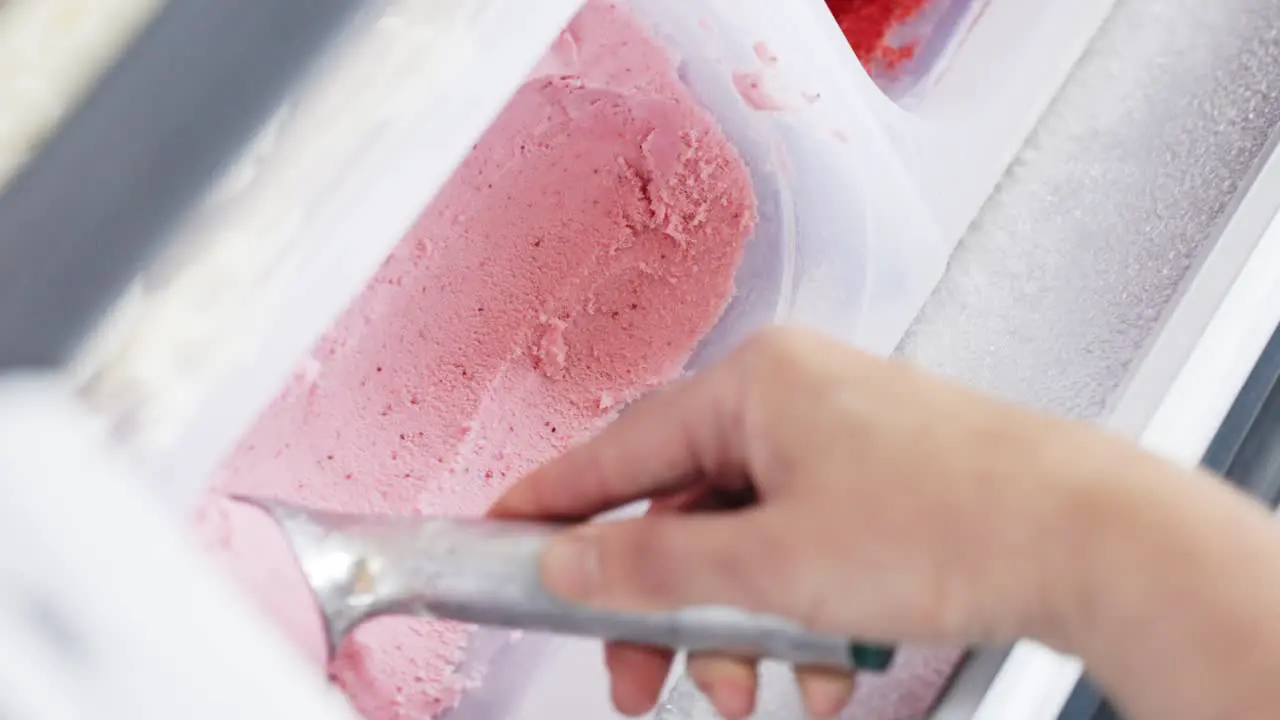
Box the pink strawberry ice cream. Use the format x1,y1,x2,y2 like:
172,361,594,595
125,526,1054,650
194,1,756,717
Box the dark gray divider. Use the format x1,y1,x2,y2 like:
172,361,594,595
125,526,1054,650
0,0,366,369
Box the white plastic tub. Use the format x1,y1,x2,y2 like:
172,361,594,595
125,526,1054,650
81,0,947,509
75,1,944,718
66,0,1116,719
827,0,988,105
76,0,1123,508
827,0,1120,239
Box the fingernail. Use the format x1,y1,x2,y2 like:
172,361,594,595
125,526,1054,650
542,531,600,601
711,686,754,720
800,670,855,719
805,688,850,719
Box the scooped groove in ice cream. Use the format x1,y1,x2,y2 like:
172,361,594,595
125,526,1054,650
193,1,757,718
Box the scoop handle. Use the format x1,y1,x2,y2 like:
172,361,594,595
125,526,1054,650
394,518,897,672
431,595,897,672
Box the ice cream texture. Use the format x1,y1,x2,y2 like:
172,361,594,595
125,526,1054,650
194,1,756,717
826,0,930,72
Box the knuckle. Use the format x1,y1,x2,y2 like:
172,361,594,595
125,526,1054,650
764,521,841,630
738,326,805,368
792,576,835,632
919,571,973,640
597,521,683,606
732,327,822,412
735,518,804,613
728,330,803,436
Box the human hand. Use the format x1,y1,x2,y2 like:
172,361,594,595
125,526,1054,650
491,326,1145,718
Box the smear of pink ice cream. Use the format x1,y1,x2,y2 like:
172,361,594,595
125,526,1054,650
734,70,790,112
192,1,757,718
753,41,780,65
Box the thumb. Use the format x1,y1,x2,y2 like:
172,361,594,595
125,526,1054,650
540,513,792,614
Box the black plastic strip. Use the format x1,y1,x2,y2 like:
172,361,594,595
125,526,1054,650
1210,325,1280,486
1060,317,1280,720
0,0,365,370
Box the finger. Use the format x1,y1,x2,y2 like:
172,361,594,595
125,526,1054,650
645,485,702,515
605,643,674,716
646,473,756,516
489,370,745,521
540,511,789,613
796,667,856,719
687,654,758,720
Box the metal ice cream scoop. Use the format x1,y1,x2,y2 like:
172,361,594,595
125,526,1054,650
235,497,896,672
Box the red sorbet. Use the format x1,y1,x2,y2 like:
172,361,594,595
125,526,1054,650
826,0,929,71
